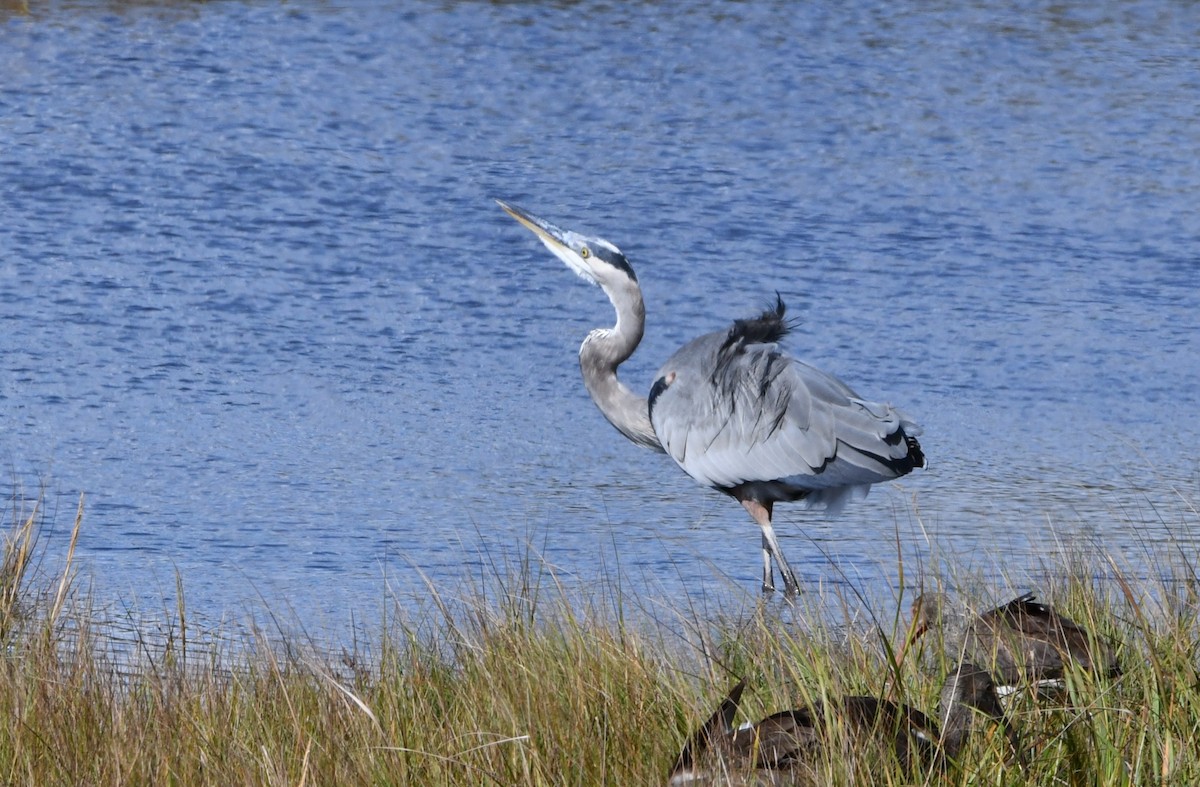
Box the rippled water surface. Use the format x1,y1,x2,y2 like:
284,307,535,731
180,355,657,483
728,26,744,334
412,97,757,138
3,0,1199,635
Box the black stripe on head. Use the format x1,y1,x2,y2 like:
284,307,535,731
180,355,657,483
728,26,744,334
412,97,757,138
591,245,638,282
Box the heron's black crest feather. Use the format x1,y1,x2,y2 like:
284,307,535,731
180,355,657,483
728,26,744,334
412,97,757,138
723,294,791,351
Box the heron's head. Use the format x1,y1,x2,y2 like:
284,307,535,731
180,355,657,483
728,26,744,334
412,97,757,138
496,200,638,288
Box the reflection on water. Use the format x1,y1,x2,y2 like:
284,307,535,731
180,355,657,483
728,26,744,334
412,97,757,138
1,0,1198,638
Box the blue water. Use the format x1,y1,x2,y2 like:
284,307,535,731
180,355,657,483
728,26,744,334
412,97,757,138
2,1,1198,636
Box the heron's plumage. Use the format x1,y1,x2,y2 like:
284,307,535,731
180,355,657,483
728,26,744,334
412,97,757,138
498,199,925,594
650,300,924,509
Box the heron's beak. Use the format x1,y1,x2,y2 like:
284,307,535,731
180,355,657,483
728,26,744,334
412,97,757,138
497,199,604,287
496,199,571,253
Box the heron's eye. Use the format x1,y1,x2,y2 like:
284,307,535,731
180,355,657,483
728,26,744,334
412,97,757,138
579,246,590,259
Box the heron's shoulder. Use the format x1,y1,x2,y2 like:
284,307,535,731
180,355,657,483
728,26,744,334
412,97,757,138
721,294,790,351
657,296,792,372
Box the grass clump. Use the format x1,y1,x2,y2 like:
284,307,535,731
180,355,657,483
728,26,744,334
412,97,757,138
1,491,1199,785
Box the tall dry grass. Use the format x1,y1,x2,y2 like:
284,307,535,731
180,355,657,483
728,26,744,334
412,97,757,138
0,490,1198,785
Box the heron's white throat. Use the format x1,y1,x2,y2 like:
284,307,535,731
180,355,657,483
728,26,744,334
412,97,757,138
538,237,597,286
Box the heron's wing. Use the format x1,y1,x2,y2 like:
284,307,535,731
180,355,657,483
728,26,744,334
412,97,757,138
650,330,923,506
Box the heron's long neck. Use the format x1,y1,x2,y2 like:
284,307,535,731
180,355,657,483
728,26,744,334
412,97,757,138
579,280,664,453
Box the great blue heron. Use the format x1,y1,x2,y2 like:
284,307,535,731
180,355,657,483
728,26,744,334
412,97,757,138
497,200,925,595
902,592,1122,695
668,662,1015,785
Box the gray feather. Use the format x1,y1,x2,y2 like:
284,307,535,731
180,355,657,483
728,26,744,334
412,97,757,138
500,200,924,595
650,330,923,506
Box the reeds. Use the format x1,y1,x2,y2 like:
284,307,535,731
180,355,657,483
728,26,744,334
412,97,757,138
1,492,1198,785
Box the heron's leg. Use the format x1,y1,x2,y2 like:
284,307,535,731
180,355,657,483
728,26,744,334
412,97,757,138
740,499,799,595
761,521,800,596
760,530,774,593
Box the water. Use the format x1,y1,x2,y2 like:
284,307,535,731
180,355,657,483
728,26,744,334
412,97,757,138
2,0,1198,638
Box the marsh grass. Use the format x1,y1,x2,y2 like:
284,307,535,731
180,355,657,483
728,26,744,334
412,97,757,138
1,492,1199,785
